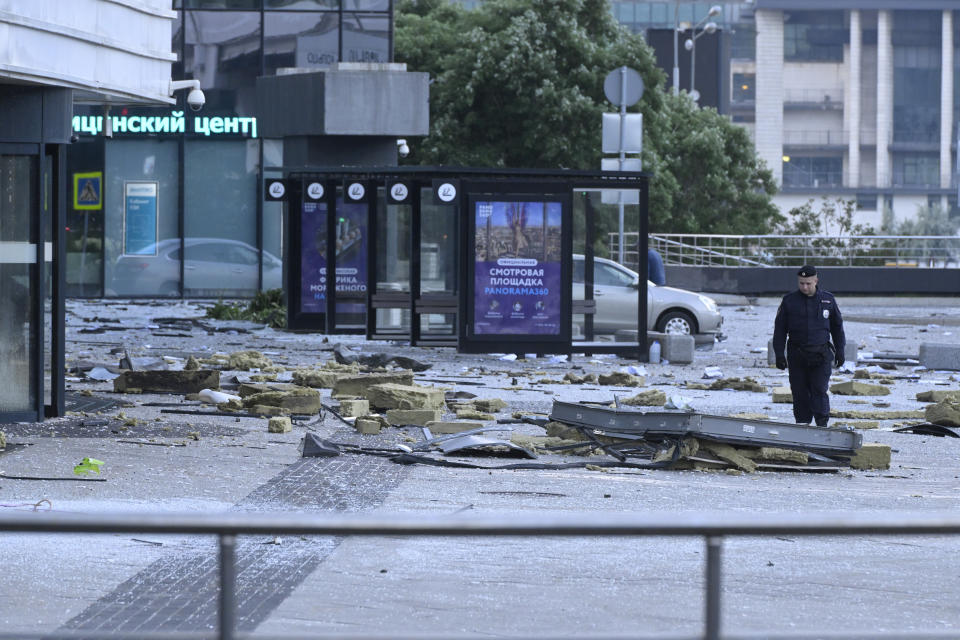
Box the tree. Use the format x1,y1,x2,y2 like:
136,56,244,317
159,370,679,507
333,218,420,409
394,0,780,234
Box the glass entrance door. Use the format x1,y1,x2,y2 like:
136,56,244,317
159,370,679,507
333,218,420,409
0,152,38,417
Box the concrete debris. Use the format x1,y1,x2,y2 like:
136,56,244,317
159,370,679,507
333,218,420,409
829,381,891,396
831,409,924,419
217,398,244,412
852,369,894,383
743,447,809,465
564,372,598,384
510,434,600,456
333,343,431,372
621,389,667,406
248,405,285,416
0,431,5,449
332,372,415,397
597,372,644,387
338,398,369,418
425,420,485,435
184,355,200,371
728,412,770,421
237,382,294,397
544,421,587,441
242,387,322,414
472,398,508,413
386,409,442,426
268,416,292,433
916,389,960,403
849,443,891,470
292,369,343,389
228,350,273,370
248,374,278,382
366,383,445,411
925,398,960,427
455,409,495,420
700,441,758,473
772,387,793,403
687,377,766,392
355,417,383,435
652,437,700,463
114,370,220,394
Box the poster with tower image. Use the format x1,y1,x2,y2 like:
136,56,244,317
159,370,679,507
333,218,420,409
473,200,562,335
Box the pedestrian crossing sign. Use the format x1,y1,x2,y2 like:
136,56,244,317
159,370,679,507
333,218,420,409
74,172,102,210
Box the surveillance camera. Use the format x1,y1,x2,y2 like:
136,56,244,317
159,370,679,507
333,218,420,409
397,139,409,158
187,87,205,112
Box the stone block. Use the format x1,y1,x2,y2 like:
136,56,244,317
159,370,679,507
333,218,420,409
597,372,644,387
243,387,322,414
660,334,695,364
238,382,294,398
916,389,960,403
919,342,960,371
114,370,220,394
338,398,369,418
829,381,890,396
385,409,442,426
925,399,960,426
473,398,508,413
332,372,415,397
366,383,445,411
455,409,495,420
268,417,292,433
772,387,793,403
355,417,382,435
424,420,484,435
292,369,343,389
849,443,891,470
700,441,757,473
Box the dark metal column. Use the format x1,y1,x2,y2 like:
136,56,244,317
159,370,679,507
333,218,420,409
704,535,723,640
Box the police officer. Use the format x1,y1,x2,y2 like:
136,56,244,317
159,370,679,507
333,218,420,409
772,265,845,426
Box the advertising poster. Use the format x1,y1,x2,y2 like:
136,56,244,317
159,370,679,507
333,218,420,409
123,181,158,255
473,200,562,335
299,199,368,315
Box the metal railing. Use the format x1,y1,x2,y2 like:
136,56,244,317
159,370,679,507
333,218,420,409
1,510,960,640
610,233,960,270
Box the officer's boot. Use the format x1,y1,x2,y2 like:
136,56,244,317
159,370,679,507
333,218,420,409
814,416,829,427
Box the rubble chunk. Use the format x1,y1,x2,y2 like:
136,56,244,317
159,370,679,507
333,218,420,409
916,389,960,403
849,443,891,470
249,405,284,416
597,372,644,387
700,441,757,473
184,356,200,371
754,447,808,465
455,409,495,420
473,398,508,413
544,421,587,441
829,381,891,396
228,350,273,370
238,382,294,398
366,383,445,411
621,389,666,406
355,417,382,435
925,398,960,427
831,409,924,419
242,387,322,414
338,399,369,418
333,372,415,397
564,372,599,384
268,417,292,433
292,369,343,389
114,370,220,394
688,377,766,392
385,409,442,426
772,387,793,403
425,420,484,434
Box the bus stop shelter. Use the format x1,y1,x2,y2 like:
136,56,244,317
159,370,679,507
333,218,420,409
271,167,650,358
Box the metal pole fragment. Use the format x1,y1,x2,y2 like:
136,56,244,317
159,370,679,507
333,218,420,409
705,535,723,640
219,533,237,640
672,2,679,96
618,66,627,265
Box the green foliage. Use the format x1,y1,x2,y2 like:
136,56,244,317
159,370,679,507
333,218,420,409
73,457,104,475
888,203,959,237
395,0,778,234
205,289,286,328
772,198,878,266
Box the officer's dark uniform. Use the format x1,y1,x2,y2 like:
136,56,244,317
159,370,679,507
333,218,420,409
772,267,845,426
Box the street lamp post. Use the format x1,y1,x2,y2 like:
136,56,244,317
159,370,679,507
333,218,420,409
684,4,722,103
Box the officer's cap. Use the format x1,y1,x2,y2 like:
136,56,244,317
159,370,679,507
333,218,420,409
797,265,817,277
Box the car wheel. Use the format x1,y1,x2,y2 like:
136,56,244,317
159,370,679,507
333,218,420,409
656,310,697,335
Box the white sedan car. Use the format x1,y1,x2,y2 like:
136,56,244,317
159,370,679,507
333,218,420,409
573,255,723,335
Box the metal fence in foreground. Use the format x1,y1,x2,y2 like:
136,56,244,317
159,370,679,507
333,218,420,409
1,511,958,640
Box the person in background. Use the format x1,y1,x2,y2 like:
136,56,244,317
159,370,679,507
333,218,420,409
772,265,846,427
647,248,666,286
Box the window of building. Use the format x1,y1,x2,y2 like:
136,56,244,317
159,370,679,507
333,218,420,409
782,156,843,188
856,194,878,211
265,12,339,73
893,153,939,187
732,73,755,103
784,11,844,62
730,24,755,60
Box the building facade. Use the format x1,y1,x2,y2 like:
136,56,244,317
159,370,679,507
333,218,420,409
66,0,399,298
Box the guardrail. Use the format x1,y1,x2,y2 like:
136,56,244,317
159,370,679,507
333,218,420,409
1,511,959,640
609,233,960,270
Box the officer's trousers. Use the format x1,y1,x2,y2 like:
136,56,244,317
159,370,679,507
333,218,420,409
787,359,832,426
